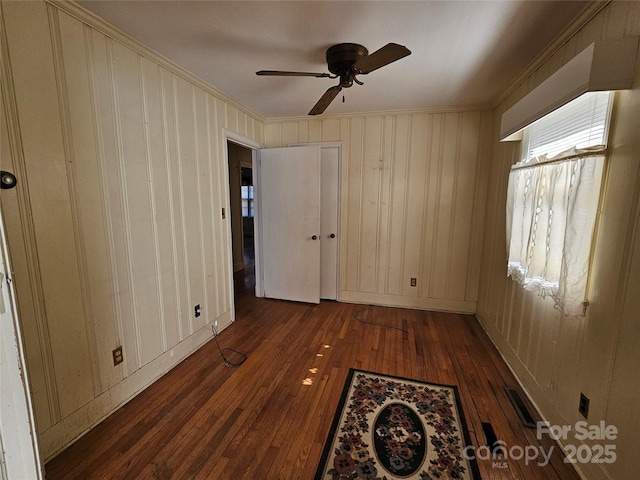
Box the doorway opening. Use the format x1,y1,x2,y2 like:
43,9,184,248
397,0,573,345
227,141,256,296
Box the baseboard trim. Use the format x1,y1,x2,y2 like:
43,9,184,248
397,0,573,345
474,312,606,480
38,310,232,461
340,291,476,314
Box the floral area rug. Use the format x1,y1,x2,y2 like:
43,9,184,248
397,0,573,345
315,369,481,480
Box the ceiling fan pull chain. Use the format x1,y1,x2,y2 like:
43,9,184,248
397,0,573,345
342,93,345,103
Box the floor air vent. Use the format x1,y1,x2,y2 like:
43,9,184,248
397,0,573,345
505,387,537,427
481,422,504,455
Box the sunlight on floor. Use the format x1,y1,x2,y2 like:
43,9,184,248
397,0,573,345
303,345,332,385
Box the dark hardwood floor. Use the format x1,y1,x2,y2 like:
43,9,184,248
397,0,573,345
45,244,578,479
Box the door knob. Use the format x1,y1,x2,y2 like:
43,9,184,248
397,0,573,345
312,235,318,240
1,171,17,189
329,233,336,238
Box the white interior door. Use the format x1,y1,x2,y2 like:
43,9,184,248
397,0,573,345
259,146,321,304
320,146,340,300
0,204,43,479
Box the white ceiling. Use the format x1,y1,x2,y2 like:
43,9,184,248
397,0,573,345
78,0,591,119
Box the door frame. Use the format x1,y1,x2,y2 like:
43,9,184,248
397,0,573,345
222,129,263,312
290,142,343,301
221,133,344,305
0,204,44,479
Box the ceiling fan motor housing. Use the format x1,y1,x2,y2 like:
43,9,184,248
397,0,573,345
326,43,368,76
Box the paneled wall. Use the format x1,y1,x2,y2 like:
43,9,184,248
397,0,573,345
265,111,493,313
0,1,263,459
476,2,640,479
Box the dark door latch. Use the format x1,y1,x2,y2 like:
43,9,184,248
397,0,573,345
1,171,17,189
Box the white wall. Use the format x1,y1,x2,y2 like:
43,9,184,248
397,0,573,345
0,0,263,460
476,2,640,479
265,110,493,313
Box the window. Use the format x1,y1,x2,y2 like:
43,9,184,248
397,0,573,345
506,91,612,316
241,185,254,218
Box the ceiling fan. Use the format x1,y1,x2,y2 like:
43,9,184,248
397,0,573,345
256,43,411,115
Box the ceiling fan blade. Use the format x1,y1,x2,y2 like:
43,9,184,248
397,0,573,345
353,43,411,74
256,70,332,78
309,85,342,115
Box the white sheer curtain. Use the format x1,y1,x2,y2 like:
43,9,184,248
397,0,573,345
505,91,611,317
506,148,605,316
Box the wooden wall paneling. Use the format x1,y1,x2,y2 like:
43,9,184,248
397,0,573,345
507,282,526,354
552,315,584,410
429,113,457,301
321,118,340,142
449,112,481,301
111,40,156,372
138,56,172,364
606,158,640,480
337,118,351,295
226,105,239,137
191,86,210,332
575,61,640,423
264,123,281,146
385,115,411,296
2,0,265,459
171,75,196,339
208,96,223,317
281,122,301,146
3,0,94,418
158,70,184,348
418,113,441,300
358,116,383,293
86,29,132,387
344,118,364,292
298,120,309,143
464,111,492,302
307,119,322,143
0,22,56,430
265,110,489,312
402,113,430,298
207,95,224,321
475,6,640,474
140,58,173,355
214,96,232,321
513,292,531,359
374,116,394,294
56,11,117,393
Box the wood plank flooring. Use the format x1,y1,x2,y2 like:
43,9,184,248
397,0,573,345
45,263,579,479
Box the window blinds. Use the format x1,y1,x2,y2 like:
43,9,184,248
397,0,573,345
522,91,612,160
506,90,612,316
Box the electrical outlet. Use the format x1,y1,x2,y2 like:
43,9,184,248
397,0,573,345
410,277,417,287
112,346,123,366
194,304,201,318
579,393,590,419
214,320,218,328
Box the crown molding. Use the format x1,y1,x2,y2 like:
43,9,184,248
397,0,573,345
46,0,266,124
494,0,611,110
264,104,493,124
